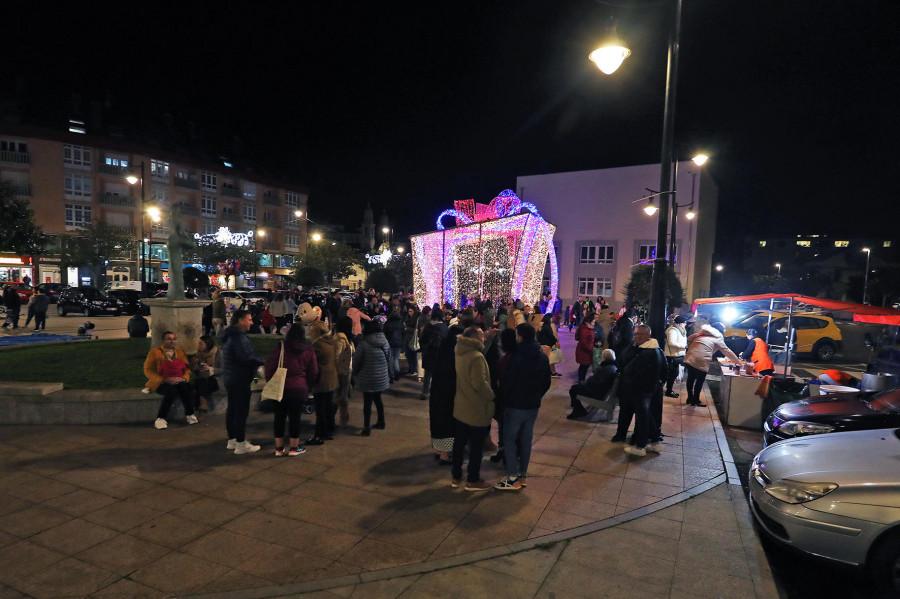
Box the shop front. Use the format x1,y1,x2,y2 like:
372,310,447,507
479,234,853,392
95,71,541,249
0,254,34,284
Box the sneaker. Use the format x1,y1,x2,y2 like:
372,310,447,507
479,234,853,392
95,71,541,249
359,428,371,437
451,478,463,488
154,418,167,430
519,477,527,488
226,438,237,450
624,445,647,457
234,440,261,455
610,434,626,443
185,414,199,425
274,447,285,457
465,479,492,492
551,372,563,377
288,447,306,456
665,391,679,398
494,477,522,491
646,442,663,454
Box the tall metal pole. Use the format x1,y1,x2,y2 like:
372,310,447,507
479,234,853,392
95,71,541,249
649,0,683,343
863,249,871,304
139,162,146,297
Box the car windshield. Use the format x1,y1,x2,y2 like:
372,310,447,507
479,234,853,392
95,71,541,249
870,389,900,413
83,288,106,300
735,314,770,331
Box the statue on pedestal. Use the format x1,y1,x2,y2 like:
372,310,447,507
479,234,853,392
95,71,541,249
166,205,195,300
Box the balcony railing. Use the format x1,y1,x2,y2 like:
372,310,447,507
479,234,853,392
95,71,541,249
222,187,241,198
221,212,240,223
174,177,200,190
263,193,280,206
174,203,199,216
110,225,137,236
98,164,125,176
0,150,30,164
98,193,135,207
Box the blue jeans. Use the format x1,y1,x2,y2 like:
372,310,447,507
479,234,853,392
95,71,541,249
503,407,539,479
390,347,402,379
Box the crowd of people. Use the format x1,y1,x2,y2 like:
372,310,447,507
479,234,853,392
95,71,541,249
139,285,742,487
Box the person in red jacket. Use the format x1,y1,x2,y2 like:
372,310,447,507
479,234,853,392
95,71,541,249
575,311,597,383
264,323,318,456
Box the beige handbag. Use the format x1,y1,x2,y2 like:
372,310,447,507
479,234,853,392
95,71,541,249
261,342,287,401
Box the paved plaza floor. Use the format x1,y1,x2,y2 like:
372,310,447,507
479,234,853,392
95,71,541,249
0,331,777,598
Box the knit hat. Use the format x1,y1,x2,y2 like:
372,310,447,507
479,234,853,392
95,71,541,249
674,315,687,324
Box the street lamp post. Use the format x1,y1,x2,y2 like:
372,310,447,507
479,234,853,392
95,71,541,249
775,263,781,275
715,264,724,294
592,0,684,342
126,162,147,296
862,247,871,304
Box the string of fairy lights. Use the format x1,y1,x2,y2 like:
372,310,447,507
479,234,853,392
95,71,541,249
413,190,558,308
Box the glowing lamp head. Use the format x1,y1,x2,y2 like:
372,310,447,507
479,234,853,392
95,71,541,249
589,45,631,75
692,154,709,166
125,173,140,185
715,264,724,272
382,227,390,234
397,247,404,253
147,206,161,222
643,201,659,216
312,233,322,242
257,230,265,237
685,208,697,220
863,247,871,253
294,210,303,217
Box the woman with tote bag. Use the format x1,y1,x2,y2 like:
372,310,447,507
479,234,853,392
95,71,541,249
264,324,318,456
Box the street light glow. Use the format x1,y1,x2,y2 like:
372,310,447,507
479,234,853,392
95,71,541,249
294,210,303,217
715,264,724,272
691,154,709,166
589,44,631,75
382,227,390,234
312,233,322,242
257,230,265,237
397,247,404,253
685,208,696,219
125,173,139,185
147,206,161,222
643,201,659,216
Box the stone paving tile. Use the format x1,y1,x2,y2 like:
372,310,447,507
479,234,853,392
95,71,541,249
0,540,67,586
0,495,31,518
30,518,119,555
130,512,214,549
618,514,683,540
128,484,203,512
541,558,671,599
0,504,72,538
181,529,273,568
545,493,617,521
238,543,333,584
339,537,429,571
171,495,253,527
75,532,172,576
328,576,420,599
130,551,231,596
87,577,169,598
39,488,117,518
401,565,541,599
82,499,164,533
2,475,77,504
13,557,119,599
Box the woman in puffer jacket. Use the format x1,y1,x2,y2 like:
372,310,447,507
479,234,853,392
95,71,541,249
683,323,741,407
352,319,394,436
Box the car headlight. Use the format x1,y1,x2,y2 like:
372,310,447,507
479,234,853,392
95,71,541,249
764,479,838,504
776,421,836,436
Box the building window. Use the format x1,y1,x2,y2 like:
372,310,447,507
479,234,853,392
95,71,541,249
202,220,217,235
64,173,92,198
885,241,892,248
1,140,27,153
579,245,614,264
243,182,257,199
104,155,128,168
152,185,170,206
758,240,767,247
639,245,656,261
797,240,811,247
834,241,849,247
285,191,300,207
243,203,257,223
176,170,189,180
578,277,612,297
201,171,217,191
63,144,92,167
201,194,217,217
151,159,170,178
285,233,300,249
65,204,92,228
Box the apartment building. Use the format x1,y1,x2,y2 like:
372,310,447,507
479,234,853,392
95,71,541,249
0,121,308,289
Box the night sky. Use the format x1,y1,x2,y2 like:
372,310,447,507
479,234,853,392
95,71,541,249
8,1,900,267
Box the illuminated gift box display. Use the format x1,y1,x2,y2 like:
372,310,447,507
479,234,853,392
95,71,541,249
411,190,558,308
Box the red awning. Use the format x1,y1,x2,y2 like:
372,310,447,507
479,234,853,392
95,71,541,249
691,294,900,325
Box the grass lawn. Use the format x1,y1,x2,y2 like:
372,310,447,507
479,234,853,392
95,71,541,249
0,336,284,390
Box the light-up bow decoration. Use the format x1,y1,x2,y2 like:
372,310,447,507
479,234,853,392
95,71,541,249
436,190,541,230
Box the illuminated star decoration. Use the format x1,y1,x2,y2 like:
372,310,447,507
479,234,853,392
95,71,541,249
417,190,558,308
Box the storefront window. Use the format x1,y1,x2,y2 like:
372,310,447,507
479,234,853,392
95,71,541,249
258,253,273,267
279,255,294,268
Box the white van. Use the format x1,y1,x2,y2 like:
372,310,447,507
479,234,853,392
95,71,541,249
107,280,143,291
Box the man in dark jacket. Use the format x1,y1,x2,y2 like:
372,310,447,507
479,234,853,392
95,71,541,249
222,310,266,455
613,324,667,456
567,348,618,419
2,286,21,329
127,312,150,338
610,309,636,365
29,288,50,330
495,323,552,491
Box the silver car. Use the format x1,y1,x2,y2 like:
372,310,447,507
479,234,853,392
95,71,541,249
749,428,900,595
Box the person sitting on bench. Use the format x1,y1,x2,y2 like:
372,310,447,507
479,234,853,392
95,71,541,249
568,348,618,420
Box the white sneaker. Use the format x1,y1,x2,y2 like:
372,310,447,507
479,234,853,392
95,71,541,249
234,440,261,455
646,442,662,454
154,418,168,430
624,445,646,457
226,438,237,450
186,414,199,425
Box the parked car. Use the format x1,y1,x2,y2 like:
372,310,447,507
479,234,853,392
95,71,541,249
763,388,900,446
749,428,900,596
57,286,124,316
0,282,34,303
107,289,147,315
34,283,64,303
724,311,842,362
219,290,255,310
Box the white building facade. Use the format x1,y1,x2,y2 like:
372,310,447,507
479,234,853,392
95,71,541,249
516,162,718,311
